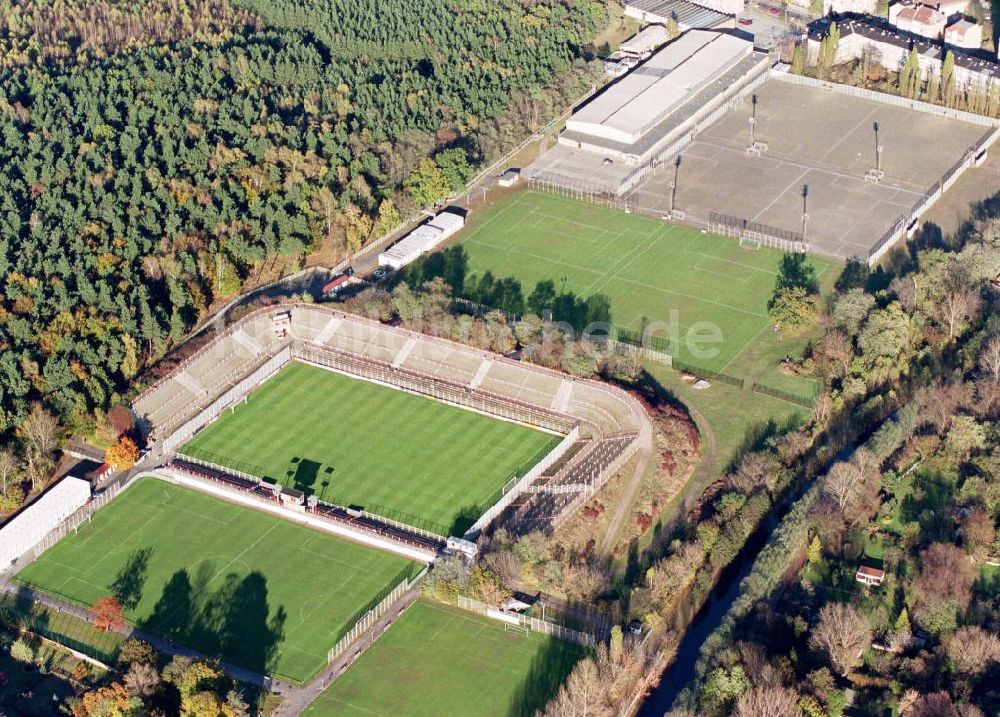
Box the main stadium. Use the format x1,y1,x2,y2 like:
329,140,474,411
4,303,648,693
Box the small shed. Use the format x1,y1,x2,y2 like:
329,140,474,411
855,565,886,587
498,168,521,187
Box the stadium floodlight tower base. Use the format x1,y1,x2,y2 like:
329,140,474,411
746,141,769,157
666,209,686,221
865,168,885,183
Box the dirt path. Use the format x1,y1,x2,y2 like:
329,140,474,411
597,422,654,558
598,393,720,564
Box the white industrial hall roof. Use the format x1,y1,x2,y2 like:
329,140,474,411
621,24,668,55
565,30,753,146
0,476,91,568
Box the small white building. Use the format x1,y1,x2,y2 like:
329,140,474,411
498,168,521,187
621,25,669,59
427,209,465,239
820,0,879,13
0,476,91,569
944,19,982,49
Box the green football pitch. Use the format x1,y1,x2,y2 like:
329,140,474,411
181,362,560,535
303,600,587,717
15,478,416,683
459,191,835,396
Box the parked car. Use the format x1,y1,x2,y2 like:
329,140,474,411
768,6,780,15
738,17,753,25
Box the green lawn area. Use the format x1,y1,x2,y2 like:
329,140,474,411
304,600,587,717
15,478,417,684
458,190,836,398
181,362,560,535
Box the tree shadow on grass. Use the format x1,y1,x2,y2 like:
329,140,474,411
289,457,323,496
506,631,589,716
139,567,286,676
109,546,153,611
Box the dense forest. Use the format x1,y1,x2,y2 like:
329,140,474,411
0,0,611,500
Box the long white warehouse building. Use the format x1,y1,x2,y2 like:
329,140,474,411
0,476,91,569
379,209,466,270
564,30,754,149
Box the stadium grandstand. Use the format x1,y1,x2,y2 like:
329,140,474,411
528,29,769,196
132,305,650,541
0,476,90,570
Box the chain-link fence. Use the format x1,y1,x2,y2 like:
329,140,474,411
327,566,427,664
456,595,596,647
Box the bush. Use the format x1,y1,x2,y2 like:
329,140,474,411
10,636,35,664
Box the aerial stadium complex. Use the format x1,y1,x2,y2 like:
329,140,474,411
6,303,648,690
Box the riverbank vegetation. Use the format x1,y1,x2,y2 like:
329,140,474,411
675,203,1000,717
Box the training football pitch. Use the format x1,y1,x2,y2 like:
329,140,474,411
15,479,417,683
303,600,587,717
459,191,835,396
181,362,560,535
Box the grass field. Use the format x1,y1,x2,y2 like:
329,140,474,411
15,479,416,683
303,600,587,717
181,362,560,535
458,191,835,397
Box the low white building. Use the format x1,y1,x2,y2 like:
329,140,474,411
378,209,466,270
0,476,91,569
944,19,983,50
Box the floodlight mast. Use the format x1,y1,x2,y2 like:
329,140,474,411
801,184,809,241
668,155,681,215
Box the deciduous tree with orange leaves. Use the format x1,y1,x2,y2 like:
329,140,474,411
91,596,125,632
105,436,140,471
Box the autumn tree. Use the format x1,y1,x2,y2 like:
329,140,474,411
960,509,995,559
91,596,125,632
912,542,976,633
105,436,140,471
944,625,1000,675
809,602,872,675
70,683,142,717
808,535,822,564
978,334,1000,383
124,662,161,699
727,451,782,496
734,685,801,717
16,404,61,490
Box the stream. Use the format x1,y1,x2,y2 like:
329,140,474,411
636,475,819,716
